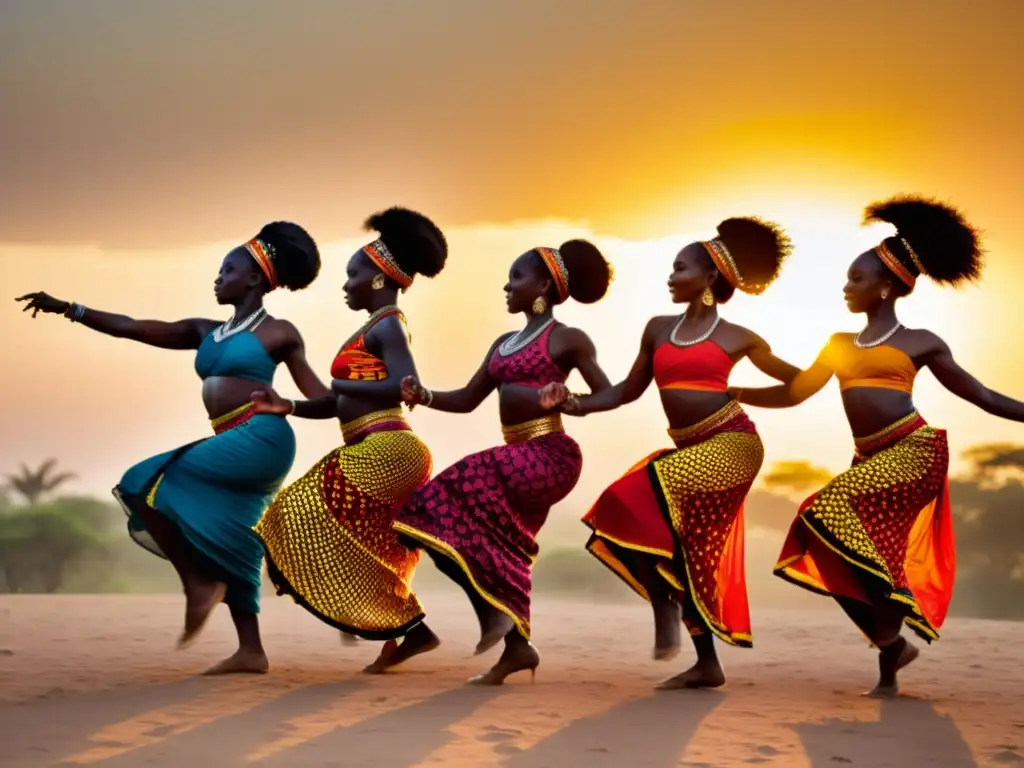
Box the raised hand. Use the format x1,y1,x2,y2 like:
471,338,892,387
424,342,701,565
401,375,428,407
250,388,293,415
16,292,69,318
538,382,570,410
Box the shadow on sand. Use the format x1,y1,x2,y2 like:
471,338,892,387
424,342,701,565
503,689,726,767
793,697,977,767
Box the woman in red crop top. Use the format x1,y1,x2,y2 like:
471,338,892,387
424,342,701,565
550,217,798,690
733,196,1024,697
397,240,614,685
250,208,451,674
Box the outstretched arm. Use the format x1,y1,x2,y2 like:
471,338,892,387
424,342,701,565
745,333,802,384
403,335,508,414
564,317,660,416
17,291,215,350
731,362,833,408
925,337,1024,421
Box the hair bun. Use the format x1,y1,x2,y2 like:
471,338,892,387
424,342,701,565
558,239,613,304
863,195,983,287
715,216,792,295
365,207,448,279
256,221,321,292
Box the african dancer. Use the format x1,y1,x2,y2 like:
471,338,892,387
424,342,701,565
732,196,1024,696
397,240,613,684
17,222,325,674
251,208,448,673
551,218,797,688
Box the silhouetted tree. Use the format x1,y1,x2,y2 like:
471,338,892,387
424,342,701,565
5,459,76,505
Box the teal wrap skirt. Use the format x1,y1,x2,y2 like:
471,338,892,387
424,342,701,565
113,409,295,614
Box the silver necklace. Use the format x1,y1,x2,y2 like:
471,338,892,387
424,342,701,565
854,322,902,349
669,312,720,347
498,317,555,356
212,307,267,343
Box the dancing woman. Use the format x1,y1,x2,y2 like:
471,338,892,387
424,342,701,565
396,240,613,684
732,196,1024,696
552,218,796,689
251,208,448,674
16,223,325,674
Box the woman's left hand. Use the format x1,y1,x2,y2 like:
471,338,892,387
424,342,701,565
538,382,570,410
251,388,294,415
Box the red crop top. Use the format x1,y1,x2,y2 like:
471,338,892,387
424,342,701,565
331,307,407,381
653,340,735,392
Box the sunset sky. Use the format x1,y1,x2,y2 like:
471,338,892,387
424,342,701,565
3,0,1022,533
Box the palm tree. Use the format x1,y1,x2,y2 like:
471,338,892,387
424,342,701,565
5,459,77,505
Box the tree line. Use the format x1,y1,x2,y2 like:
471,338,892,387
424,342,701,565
2,448,1022,620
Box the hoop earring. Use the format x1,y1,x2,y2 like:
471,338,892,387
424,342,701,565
881,288,889,300
371,274,386,290
532,296,547,315
701,287,715,306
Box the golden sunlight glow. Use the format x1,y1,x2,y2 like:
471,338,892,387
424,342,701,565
4,201,1018,548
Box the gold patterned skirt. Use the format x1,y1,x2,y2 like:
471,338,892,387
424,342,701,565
254,409,433,639
774,411,954,642
583,401,762,647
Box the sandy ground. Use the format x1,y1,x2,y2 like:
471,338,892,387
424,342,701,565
1,593,1022,767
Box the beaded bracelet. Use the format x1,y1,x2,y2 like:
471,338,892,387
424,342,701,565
64,303,86,323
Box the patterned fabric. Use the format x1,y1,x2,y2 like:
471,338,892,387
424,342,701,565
255,423,433,639
394,431,583,638
583,401,762,647
774,412,954,642
486,323,566,387
331,308,407,382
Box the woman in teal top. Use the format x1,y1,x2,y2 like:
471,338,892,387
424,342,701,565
17,221,327,675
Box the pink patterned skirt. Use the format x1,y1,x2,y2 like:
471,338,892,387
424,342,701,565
394,415,582,638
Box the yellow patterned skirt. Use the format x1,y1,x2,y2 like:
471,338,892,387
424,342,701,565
254,410,433,639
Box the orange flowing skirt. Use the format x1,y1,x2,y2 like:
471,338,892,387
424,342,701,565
582,401,762,647
774,411,954,642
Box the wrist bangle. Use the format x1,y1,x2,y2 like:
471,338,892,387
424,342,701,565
422,388,434,407
64,302,86,323
287,399,296,415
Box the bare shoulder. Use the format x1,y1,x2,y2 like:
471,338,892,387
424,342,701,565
901,327,948,355
552,323,592,344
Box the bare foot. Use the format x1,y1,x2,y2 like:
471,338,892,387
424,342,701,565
653,599,681,661
468,642,540,686
178,581,227,649
202,650,270,676
655,660,727,690
475,612,515,655
867,637,919,698
364,625,441,674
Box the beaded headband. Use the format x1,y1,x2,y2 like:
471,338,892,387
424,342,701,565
700,238,768,296
536,247,570,302
243,238,278,290
874,237,923,288
363,238,413,291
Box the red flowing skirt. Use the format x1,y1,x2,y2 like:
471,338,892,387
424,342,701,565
583,401,762,647
774,412,954,642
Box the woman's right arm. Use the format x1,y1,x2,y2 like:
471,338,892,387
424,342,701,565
564,316,662,416
402,335,508,414
17,292,215,350
730,363,833,408
730,335,836,409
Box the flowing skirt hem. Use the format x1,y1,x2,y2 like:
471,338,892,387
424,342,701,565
394,522,531,639
262,553,425,640
773,511,940,643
